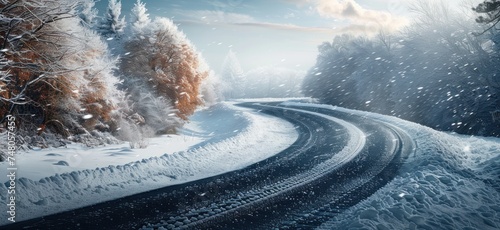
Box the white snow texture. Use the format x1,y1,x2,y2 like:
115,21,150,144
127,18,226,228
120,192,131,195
283,101,500,230
0,102,298,225
1,99,499,230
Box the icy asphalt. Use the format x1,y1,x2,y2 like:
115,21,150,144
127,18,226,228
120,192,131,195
2,100,500,230
2,101,415,229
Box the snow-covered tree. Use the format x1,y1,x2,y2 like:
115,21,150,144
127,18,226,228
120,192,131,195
242,67,305,98
303,0,500,136
54,18,124,137
121,16,208,132
197,54,222,106
98,0,126,37
473,0,500,53
130,0,151,34
0,0,125,143
79,0,98,27
473,0,500,33
302,35,361,108
221,50,245,99
0,0,219,152
199,70,223,106
1,0,77,130
0,55,10,116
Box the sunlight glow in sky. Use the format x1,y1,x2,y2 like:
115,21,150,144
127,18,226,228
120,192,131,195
101,0,480,73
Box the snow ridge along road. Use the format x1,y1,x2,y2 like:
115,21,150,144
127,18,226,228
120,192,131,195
3,102,415,229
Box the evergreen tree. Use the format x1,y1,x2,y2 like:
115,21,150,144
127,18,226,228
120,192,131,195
473,0,500,50
130,0,150,34
221,50,245,99
303,1,500,136
473,0,500,32
79,0,98,27
99,0,126,37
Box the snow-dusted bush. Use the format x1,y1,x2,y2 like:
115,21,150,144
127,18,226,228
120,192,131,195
121,16,208,126
198,54,223,106
115,116,152,149
0,0,124,138
200,71,223,106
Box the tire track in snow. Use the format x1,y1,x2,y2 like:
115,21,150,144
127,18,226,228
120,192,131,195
174,103,414,230
145,104,366,229
3,102,414,229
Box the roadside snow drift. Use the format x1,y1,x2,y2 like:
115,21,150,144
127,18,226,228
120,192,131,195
282,102,500,230
0,102,298,225
2,99,499,229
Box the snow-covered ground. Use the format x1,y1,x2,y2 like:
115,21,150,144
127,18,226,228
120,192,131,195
2,99,500,229
0,102,298,225
282,102,500,230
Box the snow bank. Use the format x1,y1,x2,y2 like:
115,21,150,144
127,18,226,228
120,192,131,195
234,97,312,103
282,102,500,230
0,102,298,225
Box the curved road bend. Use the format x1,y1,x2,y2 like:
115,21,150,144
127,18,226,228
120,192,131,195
3,102,414,230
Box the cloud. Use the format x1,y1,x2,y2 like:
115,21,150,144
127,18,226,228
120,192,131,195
317,0,389,22
174,3,407,37
203,0,247,10
334,24,385,35
284,12,296,19
234,22,335,33
285,0,409,33
175,10,256,24
175,9,336,33
282,0,314,7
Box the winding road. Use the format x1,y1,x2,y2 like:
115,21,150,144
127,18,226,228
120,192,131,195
3,102,415,229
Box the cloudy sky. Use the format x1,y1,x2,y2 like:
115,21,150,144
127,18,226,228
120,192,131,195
97,0,478,73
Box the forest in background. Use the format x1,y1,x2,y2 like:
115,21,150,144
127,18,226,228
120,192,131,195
303,0,500,136
0,0,220,158
220,50,305,99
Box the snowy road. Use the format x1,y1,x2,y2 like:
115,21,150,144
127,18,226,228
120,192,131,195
3,101,415,229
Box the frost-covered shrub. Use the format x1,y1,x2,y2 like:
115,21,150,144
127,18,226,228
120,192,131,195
0,0,124,138
115,117,152,149
200,70,223,107
198,54,222,106
121,16,208,125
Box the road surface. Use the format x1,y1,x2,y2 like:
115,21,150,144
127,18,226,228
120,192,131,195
3,102,414,229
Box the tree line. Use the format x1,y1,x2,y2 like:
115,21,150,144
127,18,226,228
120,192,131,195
0,0,219,155
303,0,500,136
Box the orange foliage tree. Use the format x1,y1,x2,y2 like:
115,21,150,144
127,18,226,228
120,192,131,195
121,17,207,127
0,0,121,137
